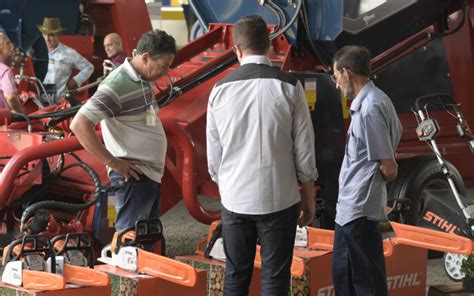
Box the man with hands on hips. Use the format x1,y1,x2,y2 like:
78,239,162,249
71,30,176,230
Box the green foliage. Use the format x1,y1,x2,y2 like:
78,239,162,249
461,254,474,279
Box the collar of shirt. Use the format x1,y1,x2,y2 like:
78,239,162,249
123,58,142,82
240,55,272,66
349,80,374,115
111,51,126,59
111,51,126,63
49,43,65,55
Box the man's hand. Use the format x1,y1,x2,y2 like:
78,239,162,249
299,181,316,227
5,93,24,114
67,78,78,90
71,113,144,181
108,158,143,181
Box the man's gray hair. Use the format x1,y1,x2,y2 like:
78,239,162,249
333,46,371,77
136,29,177,59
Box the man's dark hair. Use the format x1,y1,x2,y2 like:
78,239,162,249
233,15,270,55
136,29,177,58
333,46,371,77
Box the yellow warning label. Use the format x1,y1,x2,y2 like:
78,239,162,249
304,78,317,111
340,90,350,119
107,193,117,228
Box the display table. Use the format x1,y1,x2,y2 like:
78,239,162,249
177,242,427,296
0,282,111,296
95,263,207,296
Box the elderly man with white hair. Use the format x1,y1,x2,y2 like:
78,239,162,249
103,32,127,68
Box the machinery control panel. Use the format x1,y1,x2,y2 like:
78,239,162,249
416,118,440,142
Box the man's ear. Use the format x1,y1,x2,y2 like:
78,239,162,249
142,52,151,65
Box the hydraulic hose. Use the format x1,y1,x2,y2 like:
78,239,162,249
265,1,286,33
269,0,302,40
300,0,331,69
20,161,102,232
159,55,238,108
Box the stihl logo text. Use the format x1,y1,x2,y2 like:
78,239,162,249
317,272,422,296
422,211,459,234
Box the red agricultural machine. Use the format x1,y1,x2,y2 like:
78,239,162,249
1,0,474,280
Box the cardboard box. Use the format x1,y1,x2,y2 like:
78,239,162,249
176,255,262,296
177,243,427,296
95,263,207,296
307,244,427,296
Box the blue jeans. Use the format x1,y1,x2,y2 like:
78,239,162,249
332,217,387,296
221,203,299,296
109,171,161,231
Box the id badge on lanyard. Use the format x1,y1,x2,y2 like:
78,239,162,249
146,104,157,126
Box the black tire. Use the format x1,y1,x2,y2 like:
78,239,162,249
387,156,433,223
389,156,467,225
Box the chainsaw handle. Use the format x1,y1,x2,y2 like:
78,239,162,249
3,235,56,273
51,232,94,268
113,218,164,254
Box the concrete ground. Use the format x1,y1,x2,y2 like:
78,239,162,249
161,188,474,293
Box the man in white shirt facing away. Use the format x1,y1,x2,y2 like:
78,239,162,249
206,15,318,296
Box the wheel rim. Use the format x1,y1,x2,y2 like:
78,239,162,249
444,252,466,281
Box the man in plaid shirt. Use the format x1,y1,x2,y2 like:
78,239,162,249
38,17,94,104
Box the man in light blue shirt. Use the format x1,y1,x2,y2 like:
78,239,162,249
331,46,402,296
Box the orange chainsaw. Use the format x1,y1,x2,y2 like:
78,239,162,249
98,218,198,287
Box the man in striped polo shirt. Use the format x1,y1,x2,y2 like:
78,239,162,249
71,30,176,231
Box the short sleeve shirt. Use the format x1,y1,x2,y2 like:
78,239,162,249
0,62,17,109
335,81,402,226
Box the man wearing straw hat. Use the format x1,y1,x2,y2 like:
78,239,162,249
38,17,94,104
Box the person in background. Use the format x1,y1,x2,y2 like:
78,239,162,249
38,17,93,104
70,30,176,231
103,32,127,67
206,15,317,296
331,45,402,296
0,33,24,113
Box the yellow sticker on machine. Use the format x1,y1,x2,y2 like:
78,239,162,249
107,193,117,228
340,90,350,119
304,78,317,111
